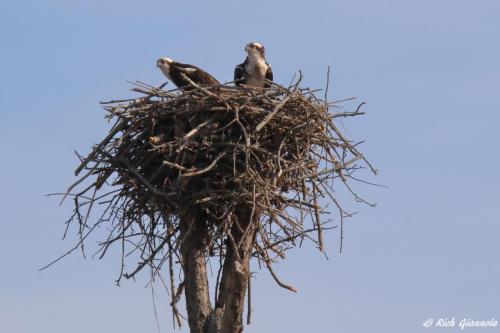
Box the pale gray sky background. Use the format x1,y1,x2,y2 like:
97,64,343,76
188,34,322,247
1,1,499,332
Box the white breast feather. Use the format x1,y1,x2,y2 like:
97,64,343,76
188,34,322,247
245,55,268,87
158,63,172,80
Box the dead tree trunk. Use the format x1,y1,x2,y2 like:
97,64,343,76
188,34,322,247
181,205,258,333
215,204,259,333
180,213,212,333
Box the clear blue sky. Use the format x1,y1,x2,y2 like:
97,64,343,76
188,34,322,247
1,1,499,332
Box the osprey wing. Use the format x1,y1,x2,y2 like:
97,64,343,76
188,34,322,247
265,63,273,87
191,68,220,86
234,63,245,86
171,62,220,88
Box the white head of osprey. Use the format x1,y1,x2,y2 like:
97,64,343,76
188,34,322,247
157,42,273,89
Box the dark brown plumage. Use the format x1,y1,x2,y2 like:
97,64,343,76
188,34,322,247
157,57,220,90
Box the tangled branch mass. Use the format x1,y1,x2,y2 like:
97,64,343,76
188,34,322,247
57,76,373,327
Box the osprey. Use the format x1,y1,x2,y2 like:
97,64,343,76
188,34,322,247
157,57,220,90
234,42,273,88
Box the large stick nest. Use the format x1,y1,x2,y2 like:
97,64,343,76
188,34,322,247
54,76,374,294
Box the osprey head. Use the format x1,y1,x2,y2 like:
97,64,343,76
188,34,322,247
245,42,265,57
157,57,173,68
157,57,174,80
